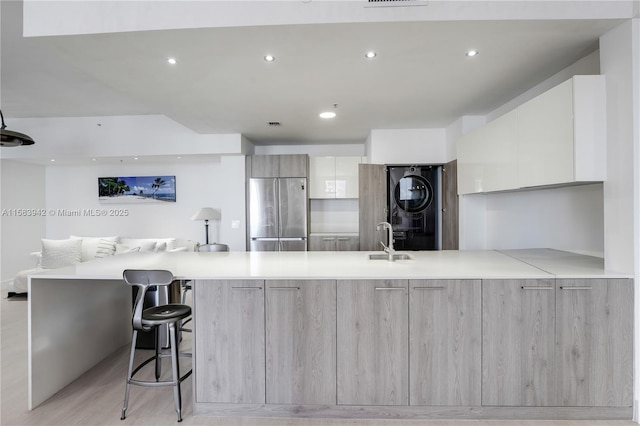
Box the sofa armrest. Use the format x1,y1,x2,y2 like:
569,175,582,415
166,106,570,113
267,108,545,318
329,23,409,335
30,251,42,268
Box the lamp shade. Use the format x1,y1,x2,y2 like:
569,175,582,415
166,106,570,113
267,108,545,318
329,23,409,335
0,110,35,146
191,207,221,221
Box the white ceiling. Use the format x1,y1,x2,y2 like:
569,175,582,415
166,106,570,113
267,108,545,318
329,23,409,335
0,1,631,146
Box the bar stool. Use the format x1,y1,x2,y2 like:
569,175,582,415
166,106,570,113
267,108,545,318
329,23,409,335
121,269,192,422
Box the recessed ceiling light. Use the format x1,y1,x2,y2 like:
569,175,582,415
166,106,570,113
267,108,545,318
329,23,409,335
319,111,336,119
167,57,177,65
134,157,139,160
365,51,377,59
50,159,55,162
91,158,96,162
264,55,275,62
466,49,479,57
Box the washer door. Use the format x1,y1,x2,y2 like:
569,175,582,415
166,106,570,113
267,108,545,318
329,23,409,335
394,175,433,213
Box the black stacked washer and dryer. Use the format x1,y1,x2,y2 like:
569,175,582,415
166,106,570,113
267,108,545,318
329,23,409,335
387,165,441,250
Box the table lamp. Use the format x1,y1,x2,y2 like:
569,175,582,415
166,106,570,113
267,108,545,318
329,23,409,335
191,207,221,244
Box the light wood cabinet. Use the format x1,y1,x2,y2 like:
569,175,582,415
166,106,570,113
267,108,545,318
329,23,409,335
250,155,308,178
308,234,359,251
358,163,387,251
555,278,633,407
337,280,409,406
309,156,361,198
265,280,336,404
441,159,459,250
194,280,265,404
482,278,633,408
409,279,481,406
482,279,556,406
457,75,606,194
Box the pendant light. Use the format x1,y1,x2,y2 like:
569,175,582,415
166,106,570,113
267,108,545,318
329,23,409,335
0,110,35,146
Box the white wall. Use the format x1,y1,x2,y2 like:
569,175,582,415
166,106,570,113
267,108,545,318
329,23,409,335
42,156,246,250
600,21,636,274
0,160,46,289
368,128,447,165
462,184,605,256
255,143,365,157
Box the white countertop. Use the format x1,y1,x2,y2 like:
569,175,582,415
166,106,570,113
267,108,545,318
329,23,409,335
28,249,631,282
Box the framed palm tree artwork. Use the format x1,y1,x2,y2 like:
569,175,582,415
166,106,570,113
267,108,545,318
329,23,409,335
98,176,176,203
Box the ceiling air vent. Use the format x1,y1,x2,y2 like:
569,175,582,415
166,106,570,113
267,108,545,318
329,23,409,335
268,121,281,126
365,0,427,7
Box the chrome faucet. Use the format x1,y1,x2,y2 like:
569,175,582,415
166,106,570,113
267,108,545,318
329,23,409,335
376,221,396,261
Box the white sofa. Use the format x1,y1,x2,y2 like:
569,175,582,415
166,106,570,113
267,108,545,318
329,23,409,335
10,236,194,294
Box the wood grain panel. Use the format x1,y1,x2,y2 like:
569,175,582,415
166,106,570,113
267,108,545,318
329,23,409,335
265,280,336,404
358,164,387,251
409,279,481,405
279,154,309,178
250,155,280,178
482,279,555,406
337,279,408,405
194,280,265,404
555,278,633,407
441,160,459,250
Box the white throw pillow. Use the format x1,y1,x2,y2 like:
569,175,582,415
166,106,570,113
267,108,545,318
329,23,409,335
120,238,176,252
70,235,119,261
115,243,140,255
95,239,117,258
41,238,82,269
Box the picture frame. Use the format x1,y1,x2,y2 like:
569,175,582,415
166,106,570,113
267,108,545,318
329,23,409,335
98,175,176,204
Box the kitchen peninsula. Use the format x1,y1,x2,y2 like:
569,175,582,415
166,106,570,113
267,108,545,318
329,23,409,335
27,249,633,420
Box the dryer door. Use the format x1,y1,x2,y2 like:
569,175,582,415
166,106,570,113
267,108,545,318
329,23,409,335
394,175,433,213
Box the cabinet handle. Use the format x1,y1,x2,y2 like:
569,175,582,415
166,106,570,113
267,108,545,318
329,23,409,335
413,286,445,290
337,238,350,241
520,286,554,290
559,286,592,290
375,287,406,291
232,286,263,290
322,238,336,241
268,287,300,290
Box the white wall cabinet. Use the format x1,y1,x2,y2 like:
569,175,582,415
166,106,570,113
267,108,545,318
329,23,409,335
310,156,361,198
457,75,606,194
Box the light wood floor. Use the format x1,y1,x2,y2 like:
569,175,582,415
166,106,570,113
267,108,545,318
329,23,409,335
1,294,637,426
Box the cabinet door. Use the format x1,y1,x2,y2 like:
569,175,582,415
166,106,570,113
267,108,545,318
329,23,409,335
409,280,481,406
482,279,555,406
309,157,336,198
456,127,485,194
483,109,518,192
337,280,408,405
194,280,265,403
335,157,361,198
518,79,574,188
279,154,308,178
265,280,337,404
336,235,359,251
250,155,280,178
441,159,458,250
358,164,387,251
555,279,633,407
308,235,336,251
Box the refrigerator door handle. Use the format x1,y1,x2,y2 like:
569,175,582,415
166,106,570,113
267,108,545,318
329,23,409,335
251,237,279,241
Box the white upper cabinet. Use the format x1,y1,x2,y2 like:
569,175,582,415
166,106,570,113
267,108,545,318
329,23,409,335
457,110,518,194
457,75,606,194
310,156,362,198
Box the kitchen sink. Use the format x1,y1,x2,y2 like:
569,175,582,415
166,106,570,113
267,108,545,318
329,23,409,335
368,253,412,261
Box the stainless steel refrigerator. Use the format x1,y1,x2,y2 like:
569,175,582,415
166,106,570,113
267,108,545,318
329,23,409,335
249,178,308,251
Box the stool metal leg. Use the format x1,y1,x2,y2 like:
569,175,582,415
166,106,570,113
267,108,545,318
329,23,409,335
169,322,182,422
155,327,161,381
121,329,138,420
